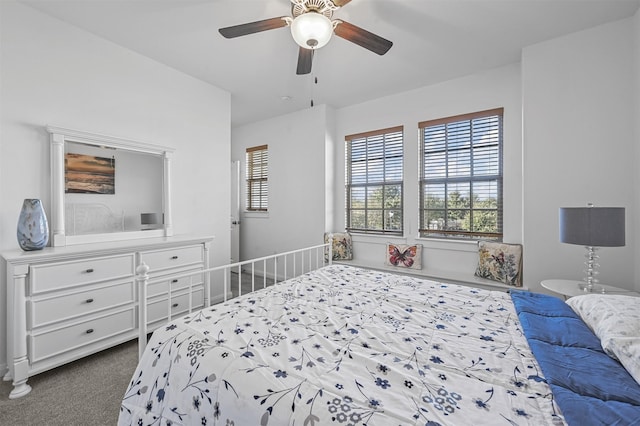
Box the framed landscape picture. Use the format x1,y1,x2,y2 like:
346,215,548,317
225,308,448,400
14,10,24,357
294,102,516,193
65,153,115,194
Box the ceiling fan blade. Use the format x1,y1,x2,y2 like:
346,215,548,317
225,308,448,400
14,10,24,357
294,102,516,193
332,0,352,6
219,17,288,38
296,47,314,75
334,20,393,55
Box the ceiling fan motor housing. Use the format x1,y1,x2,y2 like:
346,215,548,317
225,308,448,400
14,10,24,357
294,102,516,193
291,0,337,19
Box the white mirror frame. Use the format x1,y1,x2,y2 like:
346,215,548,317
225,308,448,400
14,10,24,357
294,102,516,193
47,125,174,246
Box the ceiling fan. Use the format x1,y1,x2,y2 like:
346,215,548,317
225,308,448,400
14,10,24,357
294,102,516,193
219,0,393,75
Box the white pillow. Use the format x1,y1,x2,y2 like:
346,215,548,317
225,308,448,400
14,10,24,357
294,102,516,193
566,294,640,385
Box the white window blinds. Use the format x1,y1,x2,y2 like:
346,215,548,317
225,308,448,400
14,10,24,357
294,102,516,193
346,126,403,234
419,108,503,240
246,145,268,211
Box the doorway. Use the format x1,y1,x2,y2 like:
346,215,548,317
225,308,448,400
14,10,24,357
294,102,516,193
230,160,240,264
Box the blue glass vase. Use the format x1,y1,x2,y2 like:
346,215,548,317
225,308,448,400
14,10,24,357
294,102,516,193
17,199,49,251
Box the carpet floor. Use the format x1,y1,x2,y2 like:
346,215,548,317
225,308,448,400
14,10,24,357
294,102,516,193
0,339,138,425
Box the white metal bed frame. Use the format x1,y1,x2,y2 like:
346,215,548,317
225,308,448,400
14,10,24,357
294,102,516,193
134,243,332,358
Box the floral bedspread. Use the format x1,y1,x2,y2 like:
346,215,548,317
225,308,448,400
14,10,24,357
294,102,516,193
119,265,565,425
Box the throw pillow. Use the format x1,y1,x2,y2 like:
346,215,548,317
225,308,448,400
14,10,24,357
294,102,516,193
384,243,422,270
324,232,353,261
474,241,523,286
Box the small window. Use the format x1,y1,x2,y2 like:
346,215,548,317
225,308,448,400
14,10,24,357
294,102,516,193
246,145,268,211
419,108,503,240
345,126,403,235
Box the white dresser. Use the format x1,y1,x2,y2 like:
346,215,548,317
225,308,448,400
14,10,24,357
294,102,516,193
2,235,212,399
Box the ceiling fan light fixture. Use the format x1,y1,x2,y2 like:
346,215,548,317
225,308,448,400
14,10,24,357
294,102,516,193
290,12,333,49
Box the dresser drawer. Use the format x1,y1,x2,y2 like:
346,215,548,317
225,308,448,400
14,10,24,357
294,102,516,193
31,281,135,327
147,288,204,325
30,308,135,363
140,245,203,274
30,254,135,294
147,270,204,298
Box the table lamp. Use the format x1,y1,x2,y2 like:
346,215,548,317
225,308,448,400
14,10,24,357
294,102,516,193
559,204,625,292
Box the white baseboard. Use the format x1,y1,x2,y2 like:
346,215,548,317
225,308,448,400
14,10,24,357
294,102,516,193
1,364,9,381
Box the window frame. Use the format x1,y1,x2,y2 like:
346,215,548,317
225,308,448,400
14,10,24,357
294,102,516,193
345,125,404,236
418,108,504,241
246,144,268,212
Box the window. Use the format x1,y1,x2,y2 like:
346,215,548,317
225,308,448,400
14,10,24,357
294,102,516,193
246,144,268,211
419,108,503,240
346,126,403,234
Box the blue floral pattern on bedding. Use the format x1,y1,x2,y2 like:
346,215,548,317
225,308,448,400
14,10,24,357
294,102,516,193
119,265,565,425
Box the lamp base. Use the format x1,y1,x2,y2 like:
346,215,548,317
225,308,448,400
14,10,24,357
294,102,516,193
582,246,600,292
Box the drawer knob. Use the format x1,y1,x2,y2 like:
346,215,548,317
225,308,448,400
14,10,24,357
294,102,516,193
85,298,94,304
171,255,179,260
172,303,179,308
85,268,94,273
171,279,179,283
85,329,94,334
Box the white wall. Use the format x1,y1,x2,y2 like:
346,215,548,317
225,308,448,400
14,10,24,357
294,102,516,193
231,105,332,263
634,10,640,291
522,17,637,292
0,2,231,370
333,64,523,276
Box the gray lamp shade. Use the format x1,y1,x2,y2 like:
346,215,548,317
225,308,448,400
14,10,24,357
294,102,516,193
559,207,625,247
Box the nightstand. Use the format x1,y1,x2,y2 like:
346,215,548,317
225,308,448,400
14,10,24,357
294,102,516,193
541,279,638,299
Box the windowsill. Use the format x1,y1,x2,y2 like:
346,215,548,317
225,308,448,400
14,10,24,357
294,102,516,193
415,237,478,252
348,233,479,253
243,211,269,219
350,233,408,244
332,258,526,292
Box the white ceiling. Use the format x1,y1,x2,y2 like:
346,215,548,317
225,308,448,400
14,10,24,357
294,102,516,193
21,0,640,126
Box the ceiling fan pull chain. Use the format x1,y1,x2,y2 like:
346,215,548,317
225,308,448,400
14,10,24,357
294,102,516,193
310,75,318,108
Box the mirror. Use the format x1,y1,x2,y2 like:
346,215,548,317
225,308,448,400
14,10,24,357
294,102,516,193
47,126,174,246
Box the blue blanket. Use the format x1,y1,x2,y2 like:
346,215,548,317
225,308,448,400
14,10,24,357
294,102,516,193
511,290,640,425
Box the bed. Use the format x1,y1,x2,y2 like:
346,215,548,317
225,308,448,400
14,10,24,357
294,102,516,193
119,263,640,425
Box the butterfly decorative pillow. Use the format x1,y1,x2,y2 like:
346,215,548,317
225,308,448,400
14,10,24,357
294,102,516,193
474,241,523,286
384,243,422,270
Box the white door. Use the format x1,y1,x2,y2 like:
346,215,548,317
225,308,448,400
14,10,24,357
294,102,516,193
230,160,240,264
